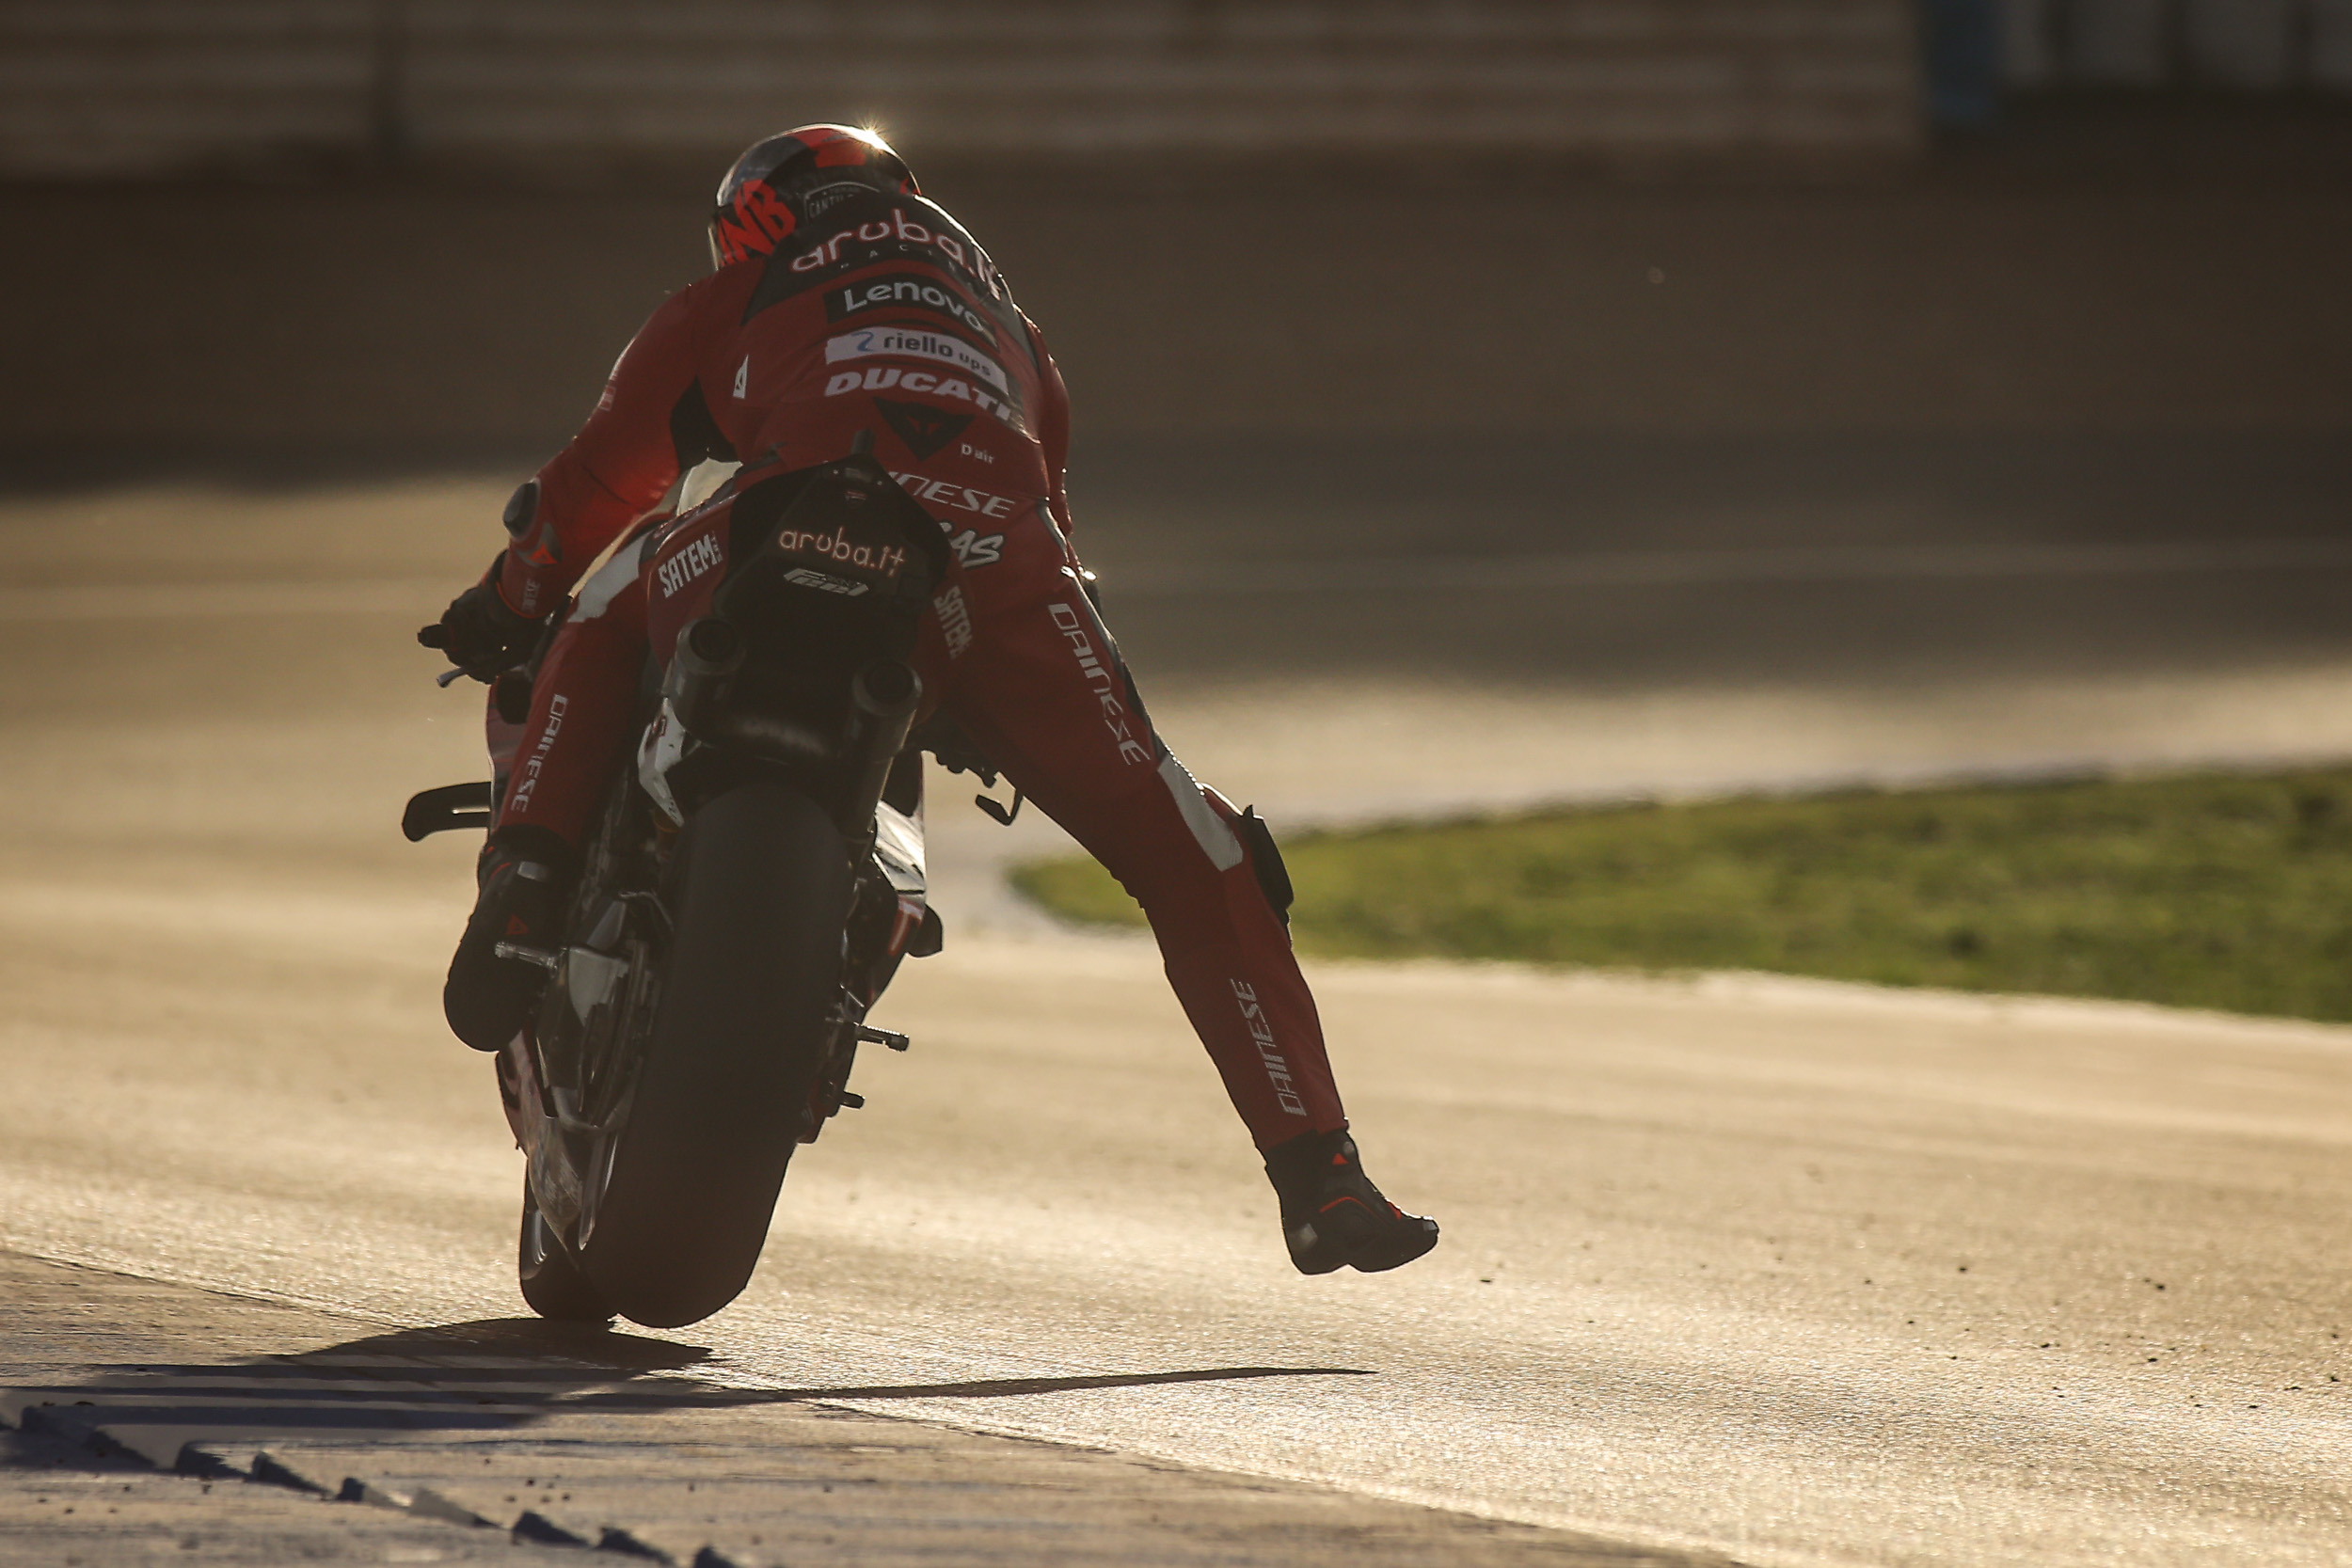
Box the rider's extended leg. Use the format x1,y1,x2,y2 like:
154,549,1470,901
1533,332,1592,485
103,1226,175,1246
944,578,1438,1274
444,539,654,1051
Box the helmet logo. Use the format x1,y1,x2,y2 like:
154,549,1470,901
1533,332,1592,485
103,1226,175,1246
709,125,917,271
709,181,798,267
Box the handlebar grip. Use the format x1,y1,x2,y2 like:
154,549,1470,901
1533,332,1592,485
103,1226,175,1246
418,623,450,649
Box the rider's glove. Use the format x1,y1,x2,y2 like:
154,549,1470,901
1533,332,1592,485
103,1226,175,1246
419,552,546,682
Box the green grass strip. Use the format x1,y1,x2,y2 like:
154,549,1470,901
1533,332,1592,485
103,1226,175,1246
1008,768,2352,1022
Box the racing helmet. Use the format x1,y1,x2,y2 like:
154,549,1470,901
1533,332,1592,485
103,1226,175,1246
707,125,920,270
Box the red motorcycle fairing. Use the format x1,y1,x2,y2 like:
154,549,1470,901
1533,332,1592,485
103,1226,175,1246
643,462,937,668
644,502,730,664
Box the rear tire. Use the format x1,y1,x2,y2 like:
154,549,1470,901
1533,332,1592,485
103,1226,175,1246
580,780,850,1328
516,1179,613,1323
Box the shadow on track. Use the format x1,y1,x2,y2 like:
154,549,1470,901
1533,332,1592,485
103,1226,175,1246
3,1318,1373,1473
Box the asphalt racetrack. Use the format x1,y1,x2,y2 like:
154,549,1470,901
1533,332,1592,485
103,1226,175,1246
3,465,2351,1564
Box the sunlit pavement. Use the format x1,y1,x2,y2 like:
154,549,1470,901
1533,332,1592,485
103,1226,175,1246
3,481,2350,1565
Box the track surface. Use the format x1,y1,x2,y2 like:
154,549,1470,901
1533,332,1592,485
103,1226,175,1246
3,479,2351,1565
2,1256,1677,1567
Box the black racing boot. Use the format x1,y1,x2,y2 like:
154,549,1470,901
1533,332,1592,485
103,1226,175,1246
444,829,574,1053
1264,1128,1439,1275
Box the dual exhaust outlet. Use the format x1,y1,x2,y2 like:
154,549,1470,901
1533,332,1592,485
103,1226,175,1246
665,614,922,836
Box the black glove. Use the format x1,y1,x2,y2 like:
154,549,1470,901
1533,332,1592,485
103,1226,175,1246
419,552,546,681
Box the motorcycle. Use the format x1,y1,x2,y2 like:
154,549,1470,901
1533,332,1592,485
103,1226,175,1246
404,435,980,1329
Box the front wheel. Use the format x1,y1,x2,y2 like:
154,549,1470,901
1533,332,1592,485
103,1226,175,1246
580,780,850,1328
517,1179,612,1323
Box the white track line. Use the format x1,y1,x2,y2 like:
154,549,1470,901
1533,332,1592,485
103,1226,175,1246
1105,537,2352,595
7,538,2345,622
0,579,454,622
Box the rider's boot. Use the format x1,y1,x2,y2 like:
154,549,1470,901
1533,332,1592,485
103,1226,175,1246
1263,1127,1440,1275
444,826,574,1053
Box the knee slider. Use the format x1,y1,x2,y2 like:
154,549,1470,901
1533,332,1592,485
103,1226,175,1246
1237,807,1295,926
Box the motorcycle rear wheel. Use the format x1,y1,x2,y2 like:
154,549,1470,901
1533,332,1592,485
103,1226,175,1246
580,779,850,1328
516,1178,613,1323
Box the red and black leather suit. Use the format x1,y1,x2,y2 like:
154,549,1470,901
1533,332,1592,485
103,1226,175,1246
483,186,1343,1153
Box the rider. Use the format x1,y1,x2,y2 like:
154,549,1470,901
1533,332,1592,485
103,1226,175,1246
421,126,1438,1276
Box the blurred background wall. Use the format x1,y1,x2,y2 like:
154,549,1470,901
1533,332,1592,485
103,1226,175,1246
2008,0,2352,90
0,1,2345,457
0,1,1919,176
1921,0,2352,122
1,0,2346,816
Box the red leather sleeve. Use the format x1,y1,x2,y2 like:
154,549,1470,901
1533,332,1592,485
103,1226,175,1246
496,281,712,618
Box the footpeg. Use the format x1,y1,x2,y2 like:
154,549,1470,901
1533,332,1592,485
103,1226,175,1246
402,781,494,841
856,1024,911,1052
493,942,562,972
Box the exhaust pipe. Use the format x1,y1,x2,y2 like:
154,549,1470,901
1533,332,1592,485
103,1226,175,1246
669,617,917,808
836,659,923,838
664,615,745,736
666,614,835,765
